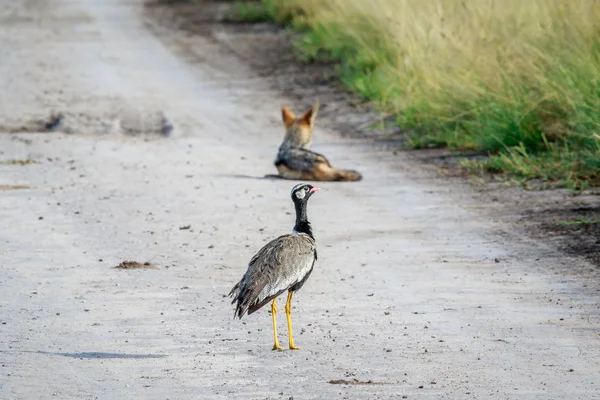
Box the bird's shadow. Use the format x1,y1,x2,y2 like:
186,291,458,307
0,349,167,359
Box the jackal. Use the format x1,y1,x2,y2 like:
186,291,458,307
274,102,362,182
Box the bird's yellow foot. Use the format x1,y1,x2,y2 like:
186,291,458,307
289,345,302,350
272,344,285,351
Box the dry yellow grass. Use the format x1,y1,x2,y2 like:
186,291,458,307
261,0,600,189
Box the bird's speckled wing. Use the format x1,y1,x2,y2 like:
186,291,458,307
229,233,316,318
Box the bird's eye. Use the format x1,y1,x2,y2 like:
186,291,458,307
305,187,309,192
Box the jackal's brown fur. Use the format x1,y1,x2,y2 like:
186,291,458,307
274,102,362,182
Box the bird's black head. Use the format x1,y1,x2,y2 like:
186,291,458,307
290,183,320,238
291,183,321,204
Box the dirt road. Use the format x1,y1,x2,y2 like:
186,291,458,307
1,0,599,399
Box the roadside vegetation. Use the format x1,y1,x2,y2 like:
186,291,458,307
236,0,600,191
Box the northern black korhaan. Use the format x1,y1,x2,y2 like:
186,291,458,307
229,183,320,350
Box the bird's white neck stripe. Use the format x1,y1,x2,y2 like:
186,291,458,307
291,229,310,237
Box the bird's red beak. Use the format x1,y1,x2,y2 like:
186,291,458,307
309,186,321,193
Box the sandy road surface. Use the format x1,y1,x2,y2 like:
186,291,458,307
1,0,599,399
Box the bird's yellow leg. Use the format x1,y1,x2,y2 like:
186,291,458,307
271,298,284,351
285,291,302,350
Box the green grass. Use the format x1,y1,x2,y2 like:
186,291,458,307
234,0,600,192
228,1,273,23
0,159,37,165
557,216,600,226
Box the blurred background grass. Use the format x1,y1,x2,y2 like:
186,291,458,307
236,0,600,191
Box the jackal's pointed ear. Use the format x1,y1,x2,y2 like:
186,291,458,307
281,106,296,129
300,101,320,127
